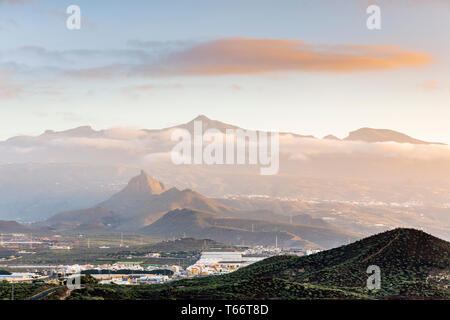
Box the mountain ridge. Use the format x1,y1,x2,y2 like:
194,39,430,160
141,208,360,248
46,170,234,230
0,220,30,233
3,115,445,145
345,127,445,145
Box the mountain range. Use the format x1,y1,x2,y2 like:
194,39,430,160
344,127,445,145
0,220,30,233
142,208,359,248
4,115,444,145
44,171,360,249
0,115,448,243
46,170,234,230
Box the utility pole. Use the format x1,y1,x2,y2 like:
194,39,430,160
275,235,278,249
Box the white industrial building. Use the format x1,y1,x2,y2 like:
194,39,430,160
195,251,242,264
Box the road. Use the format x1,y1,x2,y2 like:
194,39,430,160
29,287,59,300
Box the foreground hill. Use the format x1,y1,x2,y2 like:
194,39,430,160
69,229,450,300
141,208,360,249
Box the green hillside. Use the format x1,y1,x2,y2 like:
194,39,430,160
141,208,360,249
68,228,450,300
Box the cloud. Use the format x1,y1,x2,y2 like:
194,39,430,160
0,0,33,4
1,124,450,168
44,7,97,30
0,69,68,99
127,39,194,51
57,38,432,79
125,83,183,91
143,152,172,163
0,46,153,72
120,83,183,99
139,38,432,76
47,137,144,152
280,135,450,161
0,19,19,32
418,80,439,90
0,70,23,99
65,65,125,79
103,127,148,140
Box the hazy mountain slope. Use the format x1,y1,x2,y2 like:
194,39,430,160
0,220,30,233
166,114,314,138
46,206,120,226
219,209,334,228
345,128,445,145
46,171,234,230
215,195,450,241
0,163,137,222
108,170,169,198
100,171,233,219
323,134,341,140
168,114,239,133
142,208,360,248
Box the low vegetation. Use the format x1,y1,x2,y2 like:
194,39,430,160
67,229,450,300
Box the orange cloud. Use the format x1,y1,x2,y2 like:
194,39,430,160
147,38,431,76
418,80,439,90
64,38,432,79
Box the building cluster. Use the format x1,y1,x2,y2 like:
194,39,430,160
241,246,321,257
186,251,265,276
0,233,72,251
0,272,46,283
0,243,322,285
94,274,170,285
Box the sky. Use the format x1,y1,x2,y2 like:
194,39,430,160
0,0,449,143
